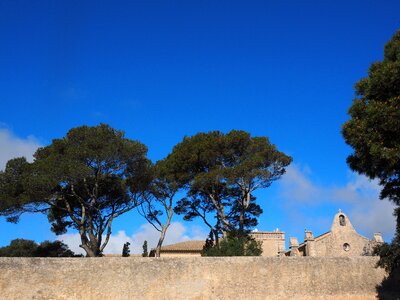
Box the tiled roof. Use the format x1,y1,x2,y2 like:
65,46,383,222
160,240,205,252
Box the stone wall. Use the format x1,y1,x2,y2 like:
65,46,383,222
0,257,386,299
252,231,285,256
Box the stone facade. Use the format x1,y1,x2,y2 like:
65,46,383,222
290,210,383,257
251,230,286,256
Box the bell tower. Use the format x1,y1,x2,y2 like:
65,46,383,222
330,209,356,233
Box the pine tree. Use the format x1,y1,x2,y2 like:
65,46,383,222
122,242,130,257
142,240,148,257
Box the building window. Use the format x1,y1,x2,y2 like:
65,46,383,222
343,243,350,252
339,215,346,226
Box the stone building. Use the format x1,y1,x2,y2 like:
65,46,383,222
153,210,383,257
287,210,383,257
251,229,286,256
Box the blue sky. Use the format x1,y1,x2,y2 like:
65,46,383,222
0,1,399,253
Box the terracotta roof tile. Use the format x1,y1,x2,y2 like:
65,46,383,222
160,240,205,252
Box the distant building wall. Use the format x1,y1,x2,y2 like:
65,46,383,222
251,231,285,256
0,257,386,299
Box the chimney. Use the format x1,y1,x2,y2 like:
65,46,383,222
289,237,299,257
373,232,384,243
304,230,316,256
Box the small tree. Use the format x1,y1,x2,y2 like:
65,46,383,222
142,240,148,257
0,239,37,257
138,159,182,257
35,240,78,257
0,239,77,257
202,235,262,257
202,231,215,253
122,242,130,257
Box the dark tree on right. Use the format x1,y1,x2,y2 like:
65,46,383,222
342,31,400,287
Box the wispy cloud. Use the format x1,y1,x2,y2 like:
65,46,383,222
58,221,208,255
278,164,396,240
0,128,41,171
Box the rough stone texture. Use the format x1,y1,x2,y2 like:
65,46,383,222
313,211,371,256
0,257,386,299
252,231,286,256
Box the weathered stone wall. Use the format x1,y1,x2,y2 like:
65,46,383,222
314,212,371,257
252,231,286,256
0,257,386,300
314,231,369,256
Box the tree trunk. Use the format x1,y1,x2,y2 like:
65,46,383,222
239,207,245,239
82,245,98,257
213,229,220,246
79,231,101,257
154,205,173,257
155,227,167,257
238,190,250,239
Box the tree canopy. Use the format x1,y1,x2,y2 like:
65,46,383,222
0,124,151,257
342,30,400,275
342,31,400,205
1,126,290,257
170,130,291,241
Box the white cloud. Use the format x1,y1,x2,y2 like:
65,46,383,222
0,128,41,171
58,221,208,255
278,164,396,240
279,165,321,203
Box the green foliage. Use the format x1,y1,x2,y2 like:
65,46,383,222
122,242,130,257
0,239,37,257
374,208,400,273
171,130,291,240
342,31,400,205
0,124,151,257
202,236,262,257
342,31,400,276
0,158,30,223
374,242,400,273
0,239,78,257
35,240,78,257
202,231,215,253
142,240,148,257
228,194,263,236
